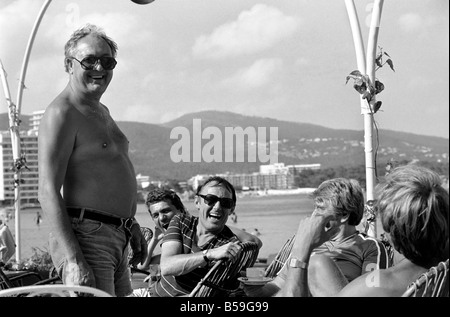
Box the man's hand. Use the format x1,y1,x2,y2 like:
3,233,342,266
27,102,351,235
154,226,164,242
64,260,95,287
294,212,340,253
129,223,148,267
208,242,242,263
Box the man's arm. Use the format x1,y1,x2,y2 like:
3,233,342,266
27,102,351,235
160,240,243,276
307,253,349,296
128,220,148,267
38,104,94,286
137,226,163,270
279,213,340,297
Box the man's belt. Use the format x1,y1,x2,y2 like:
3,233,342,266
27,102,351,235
66,207,133,229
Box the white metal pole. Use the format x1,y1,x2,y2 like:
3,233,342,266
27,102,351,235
344,0,366,74
1,59,23,259
364,0,384,238
345,0,383,238
9,0,52,261
16,0,53,115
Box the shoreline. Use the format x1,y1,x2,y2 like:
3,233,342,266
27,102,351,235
3,192,384,262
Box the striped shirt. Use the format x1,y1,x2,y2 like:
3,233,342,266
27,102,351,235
151,214,239,297
279,231,391,282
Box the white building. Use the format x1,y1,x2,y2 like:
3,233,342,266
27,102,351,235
0,130,39,206
29,109,45,133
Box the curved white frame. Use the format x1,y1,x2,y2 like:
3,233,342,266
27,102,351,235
0,284,112,297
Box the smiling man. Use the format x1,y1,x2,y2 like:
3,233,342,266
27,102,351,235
38,24,147,297
137,188,262,272
149,177,249,297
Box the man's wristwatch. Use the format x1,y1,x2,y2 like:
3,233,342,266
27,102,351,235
289,257,308,269
202,250,210,263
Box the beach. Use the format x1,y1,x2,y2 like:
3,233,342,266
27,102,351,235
4,193,383,262
4,194,313,262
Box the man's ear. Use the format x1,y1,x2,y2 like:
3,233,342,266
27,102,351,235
194,196,200,209
66,58,74,73
340,212,350,223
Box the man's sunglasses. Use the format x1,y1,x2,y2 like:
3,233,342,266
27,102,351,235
71,56,117,71
197,194,235,209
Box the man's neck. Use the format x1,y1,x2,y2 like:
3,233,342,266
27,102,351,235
66,83,102,108
332,225,357,242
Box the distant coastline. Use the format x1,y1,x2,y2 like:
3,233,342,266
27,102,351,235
238,188,316,198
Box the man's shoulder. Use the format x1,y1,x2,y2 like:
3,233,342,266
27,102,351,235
355,232,386,248
43,97,74,121
41,97,89,132
220,225,238,241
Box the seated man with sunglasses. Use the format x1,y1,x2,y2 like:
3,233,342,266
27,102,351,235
38,24,147,297
149,177,259,297
137,188,261,272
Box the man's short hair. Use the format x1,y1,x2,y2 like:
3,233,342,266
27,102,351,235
311,178,364,226
376,164,449,267
145,188,187,214
64,23,118,73
196,176,236,204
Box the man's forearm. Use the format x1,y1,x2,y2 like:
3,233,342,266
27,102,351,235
40,194,84,263
280,240,314,297
279,256,310,297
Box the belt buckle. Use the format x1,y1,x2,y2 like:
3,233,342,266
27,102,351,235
123,218,133,230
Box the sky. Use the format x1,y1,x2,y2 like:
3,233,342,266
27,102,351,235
0,0,448,138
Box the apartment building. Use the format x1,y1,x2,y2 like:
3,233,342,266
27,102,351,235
189,163,321,191
0,130,39,207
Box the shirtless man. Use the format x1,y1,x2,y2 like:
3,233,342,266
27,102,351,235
38,24,147,296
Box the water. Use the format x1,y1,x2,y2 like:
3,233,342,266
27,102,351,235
6,194,315,261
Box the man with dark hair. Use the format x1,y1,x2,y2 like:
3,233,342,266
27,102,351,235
149,177,260,296
138,187,261,271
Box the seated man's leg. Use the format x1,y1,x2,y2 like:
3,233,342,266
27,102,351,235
308,254,348,297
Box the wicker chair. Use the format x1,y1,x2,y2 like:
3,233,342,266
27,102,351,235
1,265,60,290
0,284,112,297
189,241,260,297
264,235,295,278
402,259,449,297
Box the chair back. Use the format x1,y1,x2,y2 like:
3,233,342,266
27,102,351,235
402,259,449,297
0,266,15,289
189,241,259,297
1,265,60,290
264,235,295,278
0,284,112,297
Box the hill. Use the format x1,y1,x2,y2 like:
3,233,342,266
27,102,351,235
1,111,448,181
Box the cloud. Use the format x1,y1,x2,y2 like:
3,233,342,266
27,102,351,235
294,57,310,67
398,13,424,32
44,11,154,54
222,58,283,89
192,4,299,59
0,1,44,63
